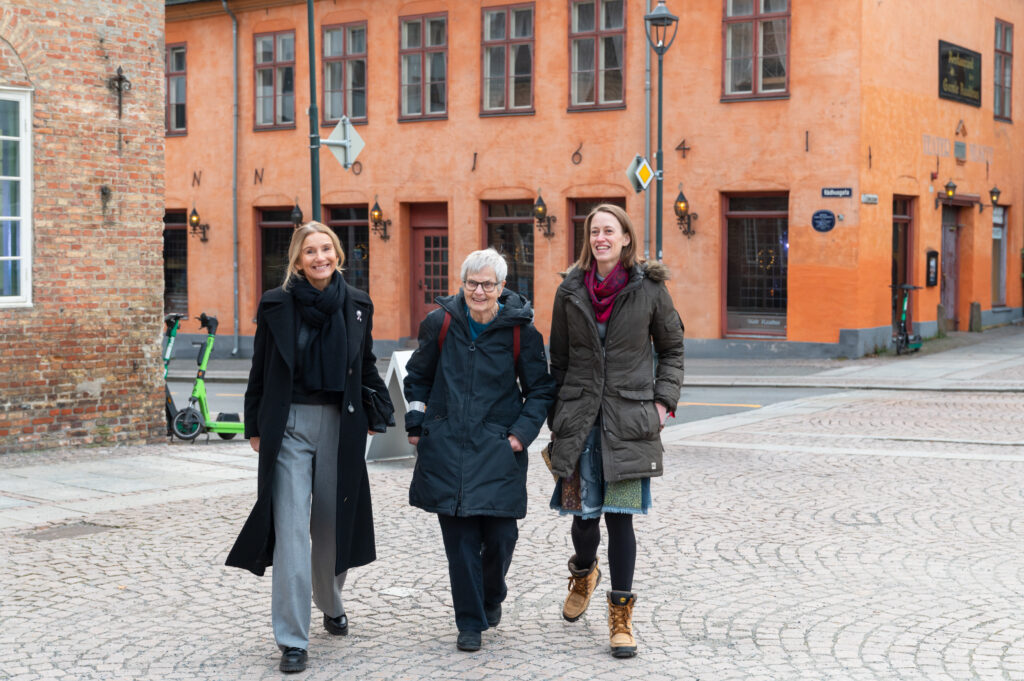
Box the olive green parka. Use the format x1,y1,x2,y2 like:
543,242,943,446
547,261,684,483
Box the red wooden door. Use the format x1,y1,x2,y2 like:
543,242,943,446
409,203,449,335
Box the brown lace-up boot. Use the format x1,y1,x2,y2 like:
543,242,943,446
607,590,637,658
562,556,601,622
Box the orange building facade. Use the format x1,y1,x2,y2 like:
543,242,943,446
165,0,1024,358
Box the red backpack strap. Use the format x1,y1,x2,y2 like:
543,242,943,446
437,310,451,352
513,324,520,365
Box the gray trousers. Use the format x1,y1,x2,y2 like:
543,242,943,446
272,403,347,651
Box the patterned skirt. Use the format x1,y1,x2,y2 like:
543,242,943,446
549,423,651,519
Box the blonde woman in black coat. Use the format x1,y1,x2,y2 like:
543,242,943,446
226,222,391,674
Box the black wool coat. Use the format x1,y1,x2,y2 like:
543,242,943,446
403,289,557,518
225,281,390,577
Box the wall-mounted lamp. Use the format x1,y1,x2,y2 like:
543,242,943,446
674,185,698,238
533,190,556,238
369,196,391,241
188,207,209,242
290,200,303,227
107,66,132,119
935,179,957,209
980,185,1001,212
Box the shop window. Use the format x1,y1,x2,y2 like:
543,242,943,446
324,23,367,123
255,31,296,129
569,0,625,109
485,201,534,302
0,88,31,307
166,44,187,135
569,197,626,264
326,205,370,293
163,211,188,315
992,206,1007,306
259,209,296,292
400,13,447,119
892,197,913,328
725,195,788,336
482,4,534,114
723,0,789,99
995,19,1013,121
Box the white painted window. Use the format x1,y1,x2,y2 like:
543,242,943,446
0,88,31,307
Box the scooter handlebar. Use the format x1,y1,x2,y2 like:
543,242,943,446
198,312,220,335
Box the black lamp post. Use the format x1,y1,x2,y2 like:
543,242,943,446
644,0,679,261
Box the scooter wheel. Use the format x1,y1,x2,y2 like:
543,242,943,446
217,432,237,440
171,407,204,441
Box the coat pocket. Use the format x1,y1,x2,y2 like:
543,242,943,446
551,384,586,436
605,387,659,441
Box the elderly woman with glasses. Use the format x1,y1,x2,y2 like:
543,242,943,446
403,247,556,653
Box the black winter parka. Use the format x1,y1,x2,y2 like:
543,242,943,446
403,290,557,518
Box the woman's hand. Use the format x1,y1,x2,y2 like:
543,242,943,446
508,434,524,452
656,402,668,430
408,436,420,446
249,436,260,452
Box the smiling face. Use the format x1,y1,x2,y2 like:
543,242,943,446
589,210,631,276
463,265,504,322
297,232,339,290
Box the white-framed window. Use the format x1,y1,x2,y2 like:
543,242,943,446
0,88,31,307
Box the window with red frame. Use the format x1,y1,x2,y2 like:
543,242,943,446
400,14,447,119
569,0,625,109
482,4,534,114
254,31,295,128
995,19,1013,121
723,0,789,98
166,44,186,134
324,23,367,123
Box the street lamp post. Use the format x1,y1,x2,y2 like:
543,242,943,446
644,1,679,261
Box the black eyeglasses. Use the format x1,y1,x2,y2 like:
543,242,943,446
464,279,498,292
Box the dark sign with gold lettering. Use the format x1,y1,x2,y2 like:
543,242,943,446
938,40,981,107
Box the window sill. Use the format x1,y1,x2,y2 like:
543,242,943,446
720,93,790,103
480,110,535,118
398,115,448,123
566,103,626,113
254,124,297,132
995,115,1013,123
322,118,368,127
165,130,188,137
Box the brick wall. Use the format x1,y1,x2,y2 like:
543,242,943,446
0,1,165,453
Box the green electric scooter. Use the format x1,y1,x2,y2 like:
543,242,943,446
163,313,187,435
170,313,246,441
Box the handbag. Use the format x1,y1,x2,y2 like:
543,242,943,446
361,385,395,433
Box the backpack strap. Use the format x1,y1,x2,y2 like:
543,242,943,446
513,324,520,365
437,310,451,352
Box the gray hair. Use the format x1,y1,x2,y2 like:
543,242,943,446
460,248,508,283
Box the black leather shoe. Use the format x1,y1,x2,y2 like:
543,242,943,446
456,631,481,652
323,613,348,636
279,647,307,673
485,603,501,628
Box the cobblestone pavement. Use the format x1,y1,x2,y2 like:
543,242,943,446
4,379,1024,681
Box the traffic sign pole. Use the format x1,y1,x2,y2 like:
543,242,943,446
306,0,321,222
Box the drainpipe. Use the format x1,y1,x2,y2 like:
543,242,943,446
644,0,652,260
221,0,240,356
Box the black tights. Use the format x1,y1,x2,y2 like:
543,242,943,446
571,513,636,592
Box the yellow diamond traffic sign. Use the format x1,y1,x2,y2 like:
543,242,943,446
625,155,654,193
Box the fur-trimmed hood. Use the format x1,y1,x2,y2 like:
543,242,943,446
560,260,671,283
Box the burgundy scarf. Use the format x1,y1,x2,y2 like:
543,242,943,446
584,262,630,324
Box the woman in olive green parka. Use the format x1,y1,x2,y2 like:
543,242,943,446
547,203,684,659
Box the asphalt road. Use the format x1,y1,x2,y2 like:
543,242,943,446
167,379,839,432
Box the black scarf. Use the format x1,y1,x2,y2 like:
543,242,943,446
289,272,347,393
